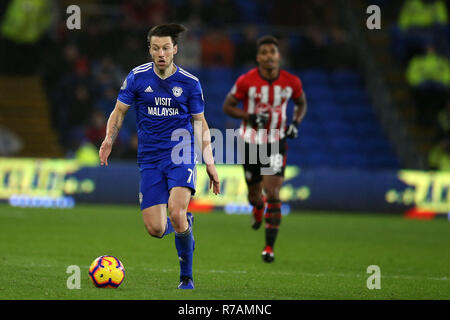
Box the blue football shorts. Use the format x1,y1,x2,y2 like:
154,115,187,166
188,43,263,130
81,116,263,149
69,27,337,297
139,161,197,211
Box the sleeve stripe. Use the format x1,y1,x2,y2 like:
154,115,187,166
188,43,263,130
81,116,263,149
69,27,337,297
179,69,199,82
133,65,153,75
132,62,152,72
116,98,131,106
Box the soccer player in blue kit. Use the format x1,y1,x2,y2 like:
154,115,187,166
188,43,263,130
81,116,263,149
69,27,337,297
99,24,220,290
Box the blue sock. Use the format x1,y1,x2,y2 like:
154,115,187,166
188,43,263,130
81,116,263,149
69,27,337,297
175,226,194,280
163,217,174,237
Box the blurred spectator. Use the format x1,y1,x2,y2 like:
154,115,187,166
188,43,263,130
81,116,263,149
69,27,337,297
327,25,357,69
174,0,207,28
38,0,360,160
147,0,170,26
121,0,169,26
96,87,117,115
202,0,239,26
233,25,258,68
68,85,94,128
92,56,123,92
201,29,235,67
116,34,148,69
278,35,293,68
0,126,23,156
176,32,201,68
121,133,139,159
85,110,107,149
293,25,328,69
74,141,100,166
271,0,307,26
46,43,80,86
437,100,450,139
393,0,448,63
0,0,52,44
305,0,339,28
232,0,272,25
428,139,450,170
398,0,448,31
47,42,96,140
406,44,450,126
0,0,53,74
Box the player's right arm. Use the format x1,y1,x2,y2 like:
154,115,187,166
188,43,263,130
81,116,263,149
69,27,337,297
100,70,136,166
222,94,249,120
223,94,269,127
99,100,130,166
223,75,249,120
223,76,269,127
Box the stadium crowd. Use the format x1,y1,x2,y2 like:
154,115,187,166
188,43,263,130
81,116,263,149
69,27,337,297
5,0,351,160
388,0,449,170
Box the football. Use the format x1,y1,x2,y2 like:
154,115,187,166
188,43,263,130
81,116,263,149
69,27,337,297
88,255,125,288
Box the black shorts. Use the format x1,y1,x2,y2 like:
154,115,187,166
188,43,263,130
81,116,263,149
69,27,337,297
241,139,288,186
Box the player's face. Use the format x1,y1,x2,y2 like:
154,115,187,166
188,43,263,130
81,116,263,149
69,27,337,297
149,36,178,71
256,43,280,71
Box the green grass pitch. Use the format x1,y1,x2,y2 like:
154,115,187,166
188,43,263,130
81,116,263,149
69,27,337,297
0,203,449,300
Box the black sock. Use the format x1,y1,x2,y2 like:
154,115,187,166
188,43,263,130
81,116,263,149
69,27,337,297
265,199,281,248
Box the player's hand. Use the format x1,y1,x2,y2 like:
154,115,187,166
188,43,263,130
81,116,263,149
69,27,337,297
99,139,112,166
285,121,299,139
248,113,269,128
206,164,220,195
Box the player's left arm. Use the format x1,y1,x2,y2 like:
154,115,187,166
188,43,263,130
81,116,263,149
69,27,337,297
191,112,220,195
286,91,307,139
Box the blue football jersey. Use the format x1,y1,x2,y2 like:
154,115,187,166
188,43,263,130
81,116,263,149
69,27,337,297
117,62,204,165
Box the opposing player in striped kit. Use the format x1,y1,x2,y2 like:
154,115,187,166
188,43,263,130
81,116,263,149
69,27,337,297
223,35,307,262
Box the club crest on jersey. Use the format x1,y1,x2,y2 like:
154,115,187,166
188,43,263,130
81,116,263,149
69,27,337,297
172,86,183,97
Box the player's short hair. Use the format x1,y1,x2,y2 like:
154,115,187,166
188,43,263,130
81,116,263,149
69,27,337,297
147,23,187,46
256,35,280,51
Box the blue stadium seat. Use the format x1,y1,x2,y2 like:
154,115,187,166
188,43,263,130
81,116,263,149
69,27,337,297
299,135,330,153
306,87,335,101
323,119,355,136
313,103,349,123
353,121,383,137
335,152,369,168
329,70,362,87
305,151,334,167
203,67,234,84
367,154,400,169
359,138,394,156
334,88,369,105
299,69,328,85
232,67,251,81
329,136,361,153
299,119,324,136
181,67,204,81
341,105,376,122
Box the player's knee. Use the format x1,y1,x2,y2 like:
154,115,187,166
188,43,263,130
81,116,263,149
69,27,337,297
248,192,263,207
168,207,188,231
264,187,280,201
144,223,165,239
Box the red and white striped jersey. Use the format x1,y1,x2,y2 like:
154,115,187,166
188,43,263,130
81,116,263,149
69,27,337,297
230,68,303,144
